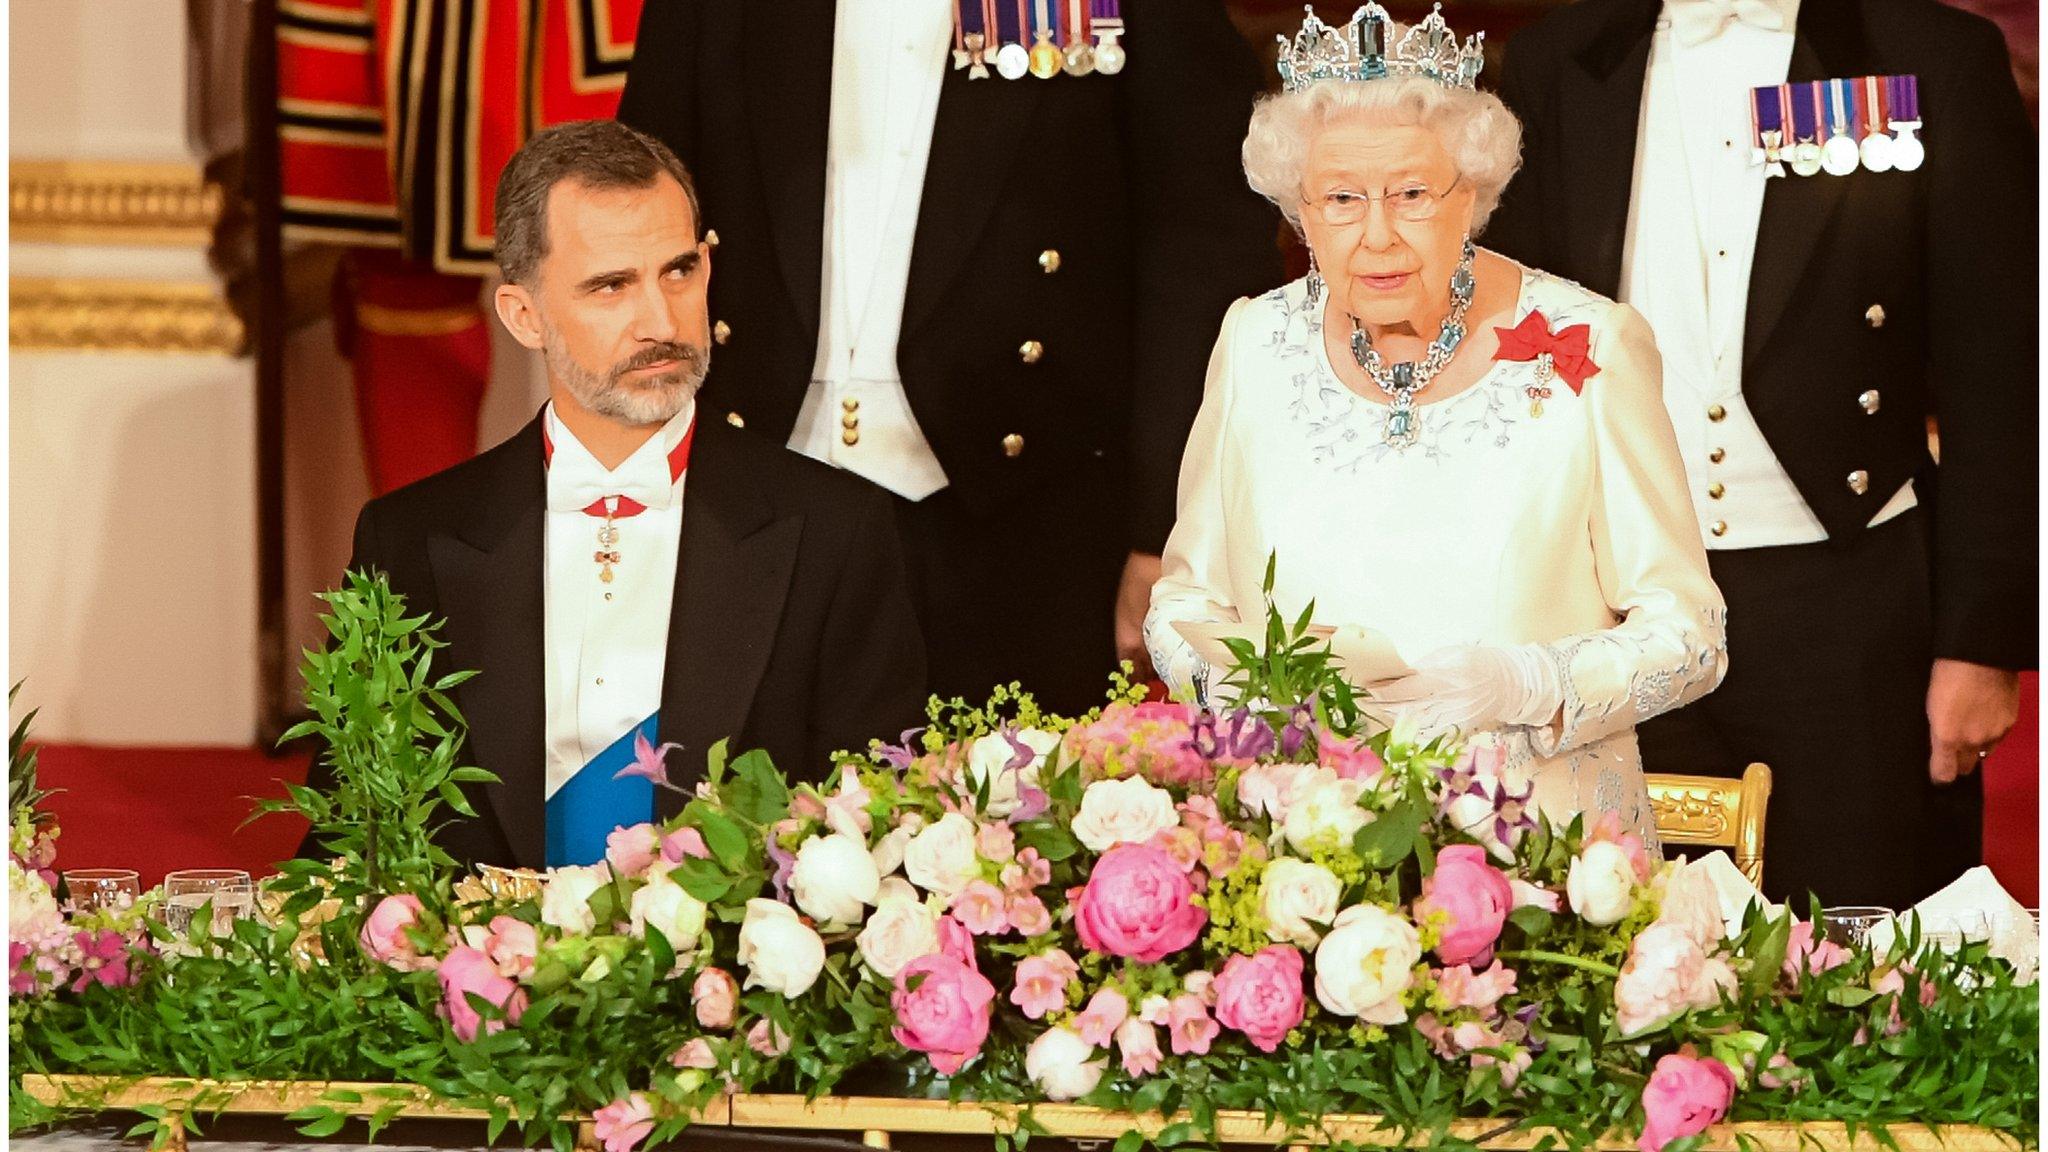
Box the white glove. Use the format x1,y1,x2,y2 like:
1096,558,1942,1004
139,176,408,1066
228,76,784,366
1366,643,1563,738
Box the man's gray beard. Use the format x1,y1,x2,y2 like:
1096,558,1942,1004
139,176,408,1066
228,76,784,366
545,336,709,426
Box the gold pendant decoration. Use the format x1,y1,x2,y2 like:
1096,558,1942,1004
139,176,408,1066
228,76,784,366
1529,397,1546,418
1028,31,1063,78
1525,352,1555,419
595,516,621,582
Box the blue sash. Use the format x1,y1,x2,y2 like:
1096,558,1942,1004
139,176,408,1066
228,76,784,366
545,713,658,868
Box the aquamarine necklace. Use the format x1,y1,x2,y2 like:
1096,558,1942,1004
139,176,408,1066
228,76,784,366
1347,239,1477,448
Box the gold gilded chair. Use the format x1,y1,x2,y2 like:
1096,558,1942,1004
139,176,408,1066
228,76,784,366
1646,763,1772,886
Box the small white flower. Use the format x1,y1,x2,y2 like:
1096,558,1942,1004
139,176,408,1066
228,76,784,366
1566,841,1638,927
790,832,881,928
1259,857,1342,947
629,873,709,953
1025,1026,1108,1100
736,898,826,997
1282,769,1370,855
539,864,609,936
1071,776,1179,854
856,884,942,980
904,811,982,898
1313,903,1422,1024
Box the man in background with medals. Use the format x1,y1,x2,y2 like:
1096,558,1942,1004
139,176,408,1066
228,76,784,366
616,1,1283,716
1487,0,2037,907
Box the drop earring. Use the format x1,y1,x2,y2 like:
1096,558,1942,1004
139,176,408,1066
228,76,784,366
1306,250,1324,307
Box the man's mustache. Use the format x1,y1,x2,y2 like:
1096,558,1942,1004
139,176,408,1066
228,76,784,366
612,341,705,380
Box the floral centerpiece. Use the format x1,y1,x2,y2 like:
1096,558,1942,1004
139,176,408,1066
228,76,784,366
8,574,2039,1152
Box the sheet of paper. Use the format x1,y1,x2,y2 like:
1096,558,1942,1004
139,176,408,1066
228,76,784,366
1171,621,1412,684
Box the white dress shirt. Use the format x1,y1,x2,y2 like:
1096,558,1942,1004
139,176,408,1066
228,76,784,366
542,401,692,801
1620,3,1914,549
787,0,953,501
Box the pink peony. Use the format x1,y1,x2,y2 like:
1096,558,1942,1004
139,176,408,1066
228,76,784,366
936,914,978,968
1165,993,1220,1055
605,823,663,878
1115,1017,1163,1076
359,894,433,972
1212,946,1307,1053
1782,921,1851,989
1062,701,1209,786
1871,963,1939,1035
437,946,528,1042
693,966,740,1030
1415,845,1513,967
1074,843,1207,963
952,881,1011,936
1435,960,1518,1011
892,954,997,1074
592,1092,655,1152
1007,894,1052,937
69,929,135,992
1236,761,1314,824
747,1018,794,1056
1615,923,1737,1037
662,827,710,863
461,915,538,980
1638,1052,1736,1152
1073,988,1130,1048
1316,727,1385,780
1011,949,1078,1019
671,1037,719,1070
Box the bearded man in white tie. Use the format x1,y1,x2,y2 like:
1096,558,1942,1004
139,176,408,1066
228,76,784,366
1486,0,2036,907
320,120,927,871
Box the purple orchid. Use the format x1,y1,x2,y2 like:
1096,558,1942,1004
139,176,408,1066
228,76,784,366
1187,708,1277,763
1277,704,1314,759
873,727,927,770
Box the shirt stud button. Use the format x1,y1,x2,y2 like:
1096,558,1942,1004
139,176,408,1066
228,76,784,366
1859,390,1881,414
1847,469,1870,495
1709,447,1726,464
1002,433,1025,458
1038,249,1062,274
1709,521,1728,538
1707,404,1727,422
842,428,860,447
1019,340,1045,364
1865,304,1886,328
1708,482,1725,499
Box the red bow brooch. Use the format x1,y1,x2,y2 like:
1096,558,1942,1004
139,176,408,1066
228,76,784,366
1493,309,1598,416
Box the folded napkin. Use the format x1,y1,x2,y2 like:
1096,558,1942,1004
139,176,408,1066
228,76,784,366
1865,866,2038,983
1682,850,1782,938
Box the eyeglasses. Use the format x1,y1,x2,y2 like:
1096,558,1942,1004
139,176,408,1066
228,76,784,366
1302,175,1465,226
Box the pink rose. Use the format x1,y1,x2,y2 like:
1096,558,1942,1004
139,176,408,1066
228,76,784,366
1115,1017,1163,1076
1212,945,1307,1053
1011,949,1078,1019
359,894,432,972
1871,963,1939,1035
747,1018,794,1056
1638,1052,1736,1152
671,1037,719,1070
1435,961,1518,1012
693,967,739,1030
437,945,528,1042
461,915,538,980
1316,727,1385,780
1615,923,1737,1037
1236,761,1314,824
1415,845,1513,967
1165,993,1219,1055
606,823,662,877
952,881,1011,936
1073,988,1130,1048
1074,844,1207,963
1007,894,1052,937
662,827,710,863
592,1093,655,1152
892,954,997,1074
1782,921,1851,990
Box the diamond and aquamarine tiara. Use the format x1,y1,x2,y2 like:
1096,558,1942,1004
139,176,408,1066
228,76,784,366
1275,4,1486,94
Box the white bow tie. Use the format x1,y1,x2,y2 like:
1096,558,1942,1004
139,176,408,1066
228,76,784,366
1664,0,1790,45
547,445,677,515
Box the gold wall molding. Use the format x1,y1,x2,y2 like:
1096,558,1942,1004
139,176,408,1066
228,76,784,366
10,160,223,247
10,277,244,354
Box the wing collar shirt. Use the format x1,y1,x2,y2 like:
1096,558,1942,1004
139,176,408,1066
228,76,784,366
542,399,693,804
1620,0,1914,549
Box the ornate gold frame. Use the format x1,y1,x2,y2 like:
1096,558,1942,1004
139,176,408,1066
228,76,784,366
1647,764,1772,886
9,278,244,355
18,1076,2018,1152
10,161,222,248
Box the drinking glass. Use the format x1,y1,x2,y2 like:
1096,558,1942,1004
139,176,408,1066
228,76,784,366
62,868,140,913
1821,905,1896,949
160,869,254,936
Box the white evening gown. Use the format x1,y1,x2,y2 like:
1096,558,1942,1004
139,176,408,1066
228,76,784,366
1145,259,1728,841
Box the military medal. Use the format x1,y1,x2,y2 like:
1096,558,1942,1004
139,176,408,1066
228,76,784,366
594,503,623,583
1091,0,1125,74
1788,82,1825,176
1820,78,1861,176
1526,354,1554,418
1858,74,1894,172
1027,0,1063,78
994,0,1030,79
1750,83,1787,178
953,0,996,78
1061,0,1094,75
1888,73,1924,172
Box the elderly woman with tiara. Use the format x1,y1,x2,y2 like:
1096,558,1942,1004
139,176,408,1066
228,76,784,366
1145,5,1727,841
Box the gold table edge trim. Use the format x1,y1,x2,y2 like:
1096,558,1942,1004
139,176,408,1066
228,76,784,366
18,1077,2021,1151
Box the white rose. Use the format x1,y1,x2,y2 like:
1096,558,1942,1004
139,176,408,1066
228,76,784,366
1313,903,1422,1024
965,729,1058,817
1282,770,1370,855
1259,857,1342,948
1024,1025,1107,1101
629,873,709,952
8,859,62,942
856,887,942,979
1070,776,1179,854
904,812,982,898
1566,841,1638,927
539,864,609,935
871,816,922,878
790,832,881,928
737,898,826,997
1237,761,1313,823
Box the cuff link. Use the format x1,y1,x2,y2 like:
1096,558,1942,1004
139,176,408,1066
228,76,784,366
1019,340,1045,364
1858,390,1881,415
1002,433,1025,458
1847,469,1870,496
1865,304,1886,328
713,320,731,345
